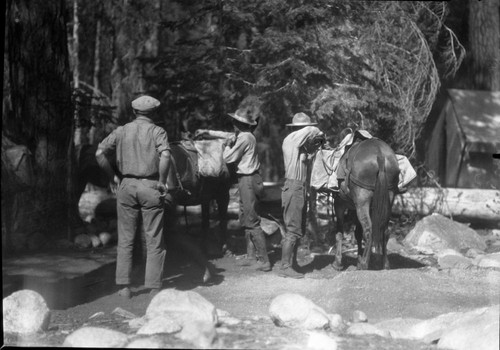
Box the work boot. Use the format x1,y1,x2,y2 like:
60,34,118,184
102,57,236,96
117,286,131,299
277,240,304,279
252,259,272,272
251,230,271,272
237,233,257,266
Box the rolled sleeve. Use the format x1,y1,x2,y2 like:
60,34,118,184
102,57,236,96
98,127,121,154
153,127,170,154
223,136,246,164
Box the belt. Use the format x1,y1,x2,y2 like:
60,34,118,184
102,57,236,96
237,170,260,177
122,174,159,180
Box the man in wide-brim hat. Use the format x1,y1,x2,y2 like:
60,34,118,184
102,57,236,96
223,107,271,272
279,112,325,278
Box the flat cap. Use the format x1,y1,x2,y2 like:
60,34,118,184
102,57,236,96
131,95,160,112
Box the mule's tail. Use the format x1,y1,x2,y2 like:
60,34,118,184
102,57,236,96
371,154,390,250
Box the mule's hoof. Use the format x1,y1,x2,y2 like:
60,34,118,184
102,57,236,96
332,262,343,271
202,269,212,284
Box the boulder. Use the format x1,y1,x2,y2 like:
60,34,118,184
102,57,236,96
327,314,345,332
63,327,128,347
74,234,92,249
437,255,473,269
473,253,500,269
137,315,182,335
403,306,499,344
351,310,368,323
126,336,164,348
269,293,330,330
307,331,339,350
3,290,51,334
175,320,217,348
346,323,391,338
375,317,423,339
145,290,218,327
438,306,499,350
403,214,486,254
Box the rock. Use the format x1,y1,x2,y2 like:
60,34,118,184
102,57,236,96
137,315,182,335
407,306,498,343
435,248,462,258
89,311,105,319
63,327,128,347
89,234,101,248
490,229,500,239
145,290,218,326
403,214,486,254
260,216,281,236
346,323,391,338
126,336,164,348
99,232,113,246
175,320,217,348
3,290,51,334
216,309,230,318
74,234,92,249
127,317,146,330
307,331,338,350
269,293,330,330
438,306,499,350
473,253,500,269
387,237,404,252
465,248,485,259
219,316,242,326
110,307,137,319
327,314,345,332
375,317,423,339
437,255,473,269
79,189,113,223
351,310,368,323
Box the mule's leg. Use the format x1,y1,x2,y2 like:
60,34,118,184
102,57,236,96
215,184,230,252
353,192,372,270
354,219,363,257
200,199,211,253
382,191,396,270
332,198,345,271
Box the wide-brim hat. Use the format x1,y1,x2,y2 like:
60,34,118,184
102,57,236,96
228,108,257,126
132,95,161,112
286,112,317,126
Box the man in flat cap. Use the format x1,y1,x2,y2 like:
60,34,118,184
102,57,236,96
279,112,325,278
95,95,171,298
223,108,271,272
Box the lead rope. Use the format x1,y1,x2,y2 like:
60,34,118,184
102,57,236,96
170,154,190,230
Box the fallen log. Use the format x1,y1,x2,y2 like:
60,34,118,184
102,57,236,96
393,187,500,224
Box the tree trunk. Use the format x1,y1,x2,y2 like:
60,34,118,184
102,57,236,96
393,187,500,224
468,0,500,91
6,0,73,242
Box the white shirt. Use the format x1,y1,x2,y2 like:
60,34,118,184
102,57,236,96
282,126,324,182
223,131,260,175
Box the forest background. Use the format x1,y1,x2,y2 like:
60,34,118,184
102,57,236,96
2,0,500,249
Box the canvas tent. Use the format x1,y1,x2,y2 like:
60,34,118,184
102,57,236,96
425,89,500,189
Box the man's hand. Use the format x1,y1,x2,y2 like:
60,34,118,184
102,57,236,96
156,182,168,198
110,175,120,195
194,129,208,139
224,135,237,148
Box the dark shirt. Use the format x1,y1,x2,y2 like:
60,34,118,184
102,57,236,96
98,116,170,177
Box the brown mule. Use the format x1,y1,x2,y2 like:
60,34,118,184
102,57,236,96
332,138,400,270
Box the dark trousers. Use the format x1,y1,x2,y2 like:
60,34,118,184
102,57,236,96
116,178,166,289
281,178,307,243
238,173,267,241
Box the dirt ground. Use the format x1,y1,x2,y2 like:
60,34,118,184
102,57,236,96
5,207,499,349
